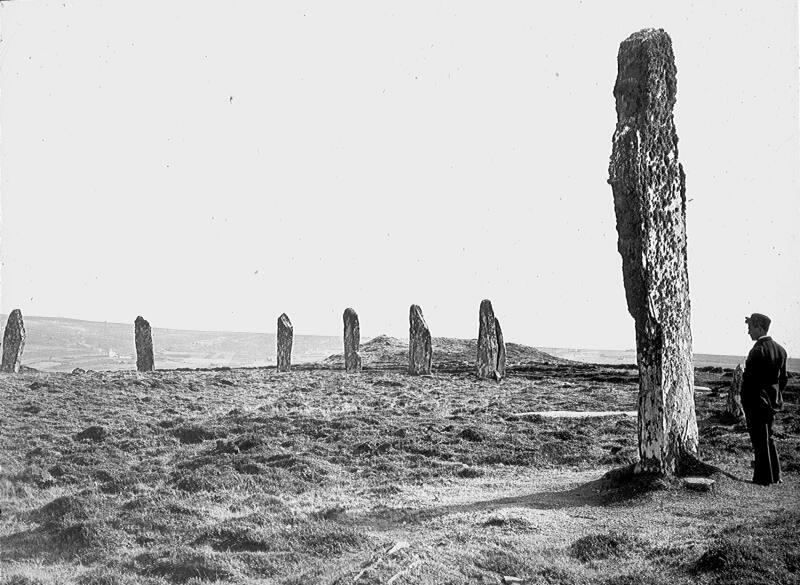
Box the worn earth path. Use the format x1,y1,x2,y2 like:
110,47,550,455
310,463,799,555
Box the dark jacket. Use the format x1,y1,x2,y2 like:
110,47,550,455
741,336,788,418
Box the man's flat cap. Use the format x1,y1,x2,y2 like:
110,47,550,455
745,313,771,329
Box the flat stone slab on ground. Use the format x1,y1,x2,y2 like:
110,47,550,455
513,410,637,419
684,477,715,492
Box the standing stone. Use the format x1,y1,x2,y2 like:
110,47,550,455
277,313,293,372
477,299,505,381
343,308,361,373
608,29,698,474
1,309,26,373
726,364,745,421
408,304,432,375
134,316,155,372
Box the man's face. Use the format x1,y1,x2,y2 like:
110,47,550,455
747,322,765,340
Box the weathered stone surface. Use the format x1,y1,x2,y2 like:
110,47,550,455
477,300,505,380
277,313,293,372
726,364,745,421
408,304,432,375
343,308,361,373
683,477,715,492
1,309,26,373
134,316,155,372
608,29,698,474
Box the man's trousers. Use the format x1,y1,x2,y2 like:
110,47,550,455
745,409,781,485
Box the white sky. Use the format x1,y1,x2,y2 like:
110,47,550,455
1,1,798,356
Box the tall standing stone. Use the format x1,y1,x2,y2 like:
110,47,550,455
1,309,26,373
726,364,745,421
408,304,432,375
343,307,361,373
477,299,505,381
608,29,698,474
134,316,155,372
277,313,293,372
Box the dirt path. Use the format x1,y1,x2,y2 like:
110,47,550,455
338,464,798,546
281,464,800,583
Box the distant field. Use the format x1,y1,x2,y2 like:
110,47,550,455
541,347,800,373
3,316,341,372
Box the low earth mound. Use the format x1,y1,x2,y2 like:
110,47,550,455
324,334,568,370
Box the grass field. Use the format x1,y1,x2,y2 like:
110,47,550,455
1,341,798,584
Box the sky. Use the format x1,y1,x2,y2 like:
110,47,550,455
1,1,798,356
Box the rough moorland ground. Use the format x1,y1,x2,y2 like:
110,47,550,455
1,337,798,585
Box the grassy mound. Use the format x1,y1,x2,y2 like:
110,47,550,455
569,531,646,562
694,510,800,585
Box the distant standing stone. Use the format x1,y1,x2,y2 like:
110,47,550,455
1,309,26,373
477,300,505,380
343,307,361,373
408,304,432,375
134,316,155,372
726,364,745,421
277,313,293,372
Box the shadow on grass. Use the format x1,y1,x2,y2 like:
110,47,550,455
355,460,746,529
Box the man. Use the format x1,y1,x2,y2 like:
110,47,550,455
741,312,787,486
